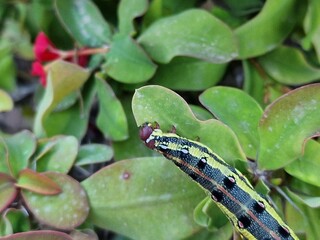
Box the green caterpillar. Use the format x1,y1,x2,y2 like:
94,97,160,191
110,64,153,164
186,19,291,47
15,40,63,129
139,122,299,240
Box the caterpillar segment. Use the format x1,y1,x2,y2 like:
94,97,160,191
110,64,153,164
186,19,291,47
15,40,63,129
139,122,299,240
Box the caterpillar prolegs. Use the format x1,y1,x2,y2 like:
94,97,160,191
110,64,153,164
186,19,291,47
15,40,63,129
139,122,299,240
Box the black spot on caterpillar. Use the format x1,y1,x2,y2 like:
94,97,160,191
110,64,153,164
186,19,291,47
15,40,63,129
139,122,299,240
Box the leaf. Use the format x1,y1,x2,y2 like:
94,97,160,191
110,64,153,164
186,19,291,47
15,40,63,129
200,86,263,159
3,208,30,233
55,0,112,46
16,169,61,195
0,89,13,112
34,136,79,173
118,0,148,35
285,140,320,187
258,46,320,85
22,172,89,230
103,34,157,83
33,60,90,138
235,0,300,59
258,84,320,169
96,76,128,141
150,57,227,91
0,131,36,177
81,157,206,240
132,85,246,163
1,230,73,240
0,173,17,212
138,9,238,63
0,41,16,91
75,144,113,166
302,0,320,62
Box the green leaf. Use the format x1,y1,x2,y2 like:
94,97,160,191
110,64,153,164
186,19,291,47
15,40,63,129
235,0,300,59
34,60,90,138
81,157,206,240
302,0,320,61
103,34,157,83
258,84,320,169
22,172,89,230
75,144,113,166
34,136,78,173
118,0,148,35
16,169,61,195
55,0,112,46
0,54,16,92
41,77,96,139
132,85,246,163
150,57,227,91
3,209,30,233
1,230,73,240
285,140,320,187
96,76,128,141
258,46,320,85
0,131,36,177
138,9,238,63
200,86,263,159
0,173,17,212
0,89,13,112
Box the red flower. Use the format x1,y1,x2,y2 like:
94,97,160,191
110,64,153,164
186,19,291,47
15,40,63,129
31,32,89,87
31,61,47,86
34,32,60,62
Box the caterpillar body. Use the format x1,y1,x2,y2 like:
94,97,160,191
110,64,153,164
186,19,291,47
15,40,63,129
139,122,299,240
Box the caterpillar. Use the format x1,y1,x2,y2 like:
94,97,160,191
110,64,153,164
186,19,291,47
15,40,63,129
139,122,299,240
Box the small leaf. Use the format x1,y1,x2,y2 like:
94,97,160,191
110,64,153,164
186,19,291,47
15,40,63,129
96,76,128,141
34,60,90,137
200,86,263,159
3,208,30,233
0,89,13,112
1,131,36,177
81,157,205,240
55,0,112,46
138,9,238,63
22,172,89,230
0,173,17,212
34,136,78,173
151,57,227,91
16,169,61,195
75,144,113,166
103,34,157,83
258,46,320,85
1,230,72,240
132,85,246,163
285,140,320,187
258,84,320,169
235,0,300,58
118,0,148,35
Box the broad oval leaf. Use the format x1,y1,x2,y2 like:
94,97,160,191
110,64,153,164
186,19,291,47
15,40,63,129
0,173,17,212
151,57,227,91
200,86,263,159
285,140,320,187
34,136,78,173
33,60,90,138
1,230,72,240
81,157,206,240
75,144,113,166
235,0,300,59
1,131,36,177
16,169,61,195
118,0,148,35
103,34,157,83
0,89,13,112
55,0,112,46
22,172,89,230
258,46,320,85
258,84,320,169
95,76,128,141
132,85,246,163
138,9,238,63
